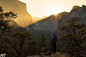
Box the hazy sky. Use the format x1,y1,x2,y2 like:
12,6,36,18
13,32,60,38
19,0,86,17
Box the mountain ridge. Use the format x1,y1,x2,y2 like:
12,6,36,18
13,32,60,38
57,5,86,37
25,12,68,32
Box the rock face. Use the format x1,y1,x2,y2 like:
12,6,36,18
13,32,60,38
57,5,86,37
0,0,33,27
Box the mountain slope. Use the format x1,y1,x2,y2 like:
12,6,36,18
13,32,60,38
4,18,28,37
25,12,68,32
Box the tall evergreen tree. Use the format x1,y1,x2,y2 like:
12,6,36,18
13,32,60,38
48,41,53,52
39,34,46,52
0,7,17,36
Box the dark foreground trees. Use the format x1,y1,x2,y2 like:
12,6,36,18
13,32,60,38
12,32,40,57
0,6,17,57
58,17,86,57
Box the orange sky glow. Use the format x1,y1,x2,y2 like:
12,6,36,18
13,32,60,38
19,0,86,17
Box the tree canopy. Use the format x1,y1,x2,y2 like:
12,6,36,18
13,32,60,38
58,17,86,57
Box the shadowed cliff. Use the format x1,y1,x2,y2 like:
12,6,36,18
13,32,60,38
57,5,86,37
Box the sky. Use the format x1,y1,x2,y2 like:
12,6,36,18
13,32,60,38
19,0,86,17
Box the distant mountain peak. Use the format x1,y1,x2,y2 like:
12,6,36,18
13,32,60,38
72,5,81,9
71,5,86,11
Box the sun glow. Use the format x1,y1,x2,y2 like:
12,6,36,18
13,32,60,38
45,4,65,16
19,0,25,3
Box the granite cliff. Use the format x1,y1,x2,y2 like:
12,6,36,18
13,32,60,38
0,0,33,27
57,5,86,37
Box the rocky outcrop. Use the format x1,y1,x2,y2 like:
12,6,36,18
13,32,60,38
0,0,33,27
70,5,86,18
57,5,86,37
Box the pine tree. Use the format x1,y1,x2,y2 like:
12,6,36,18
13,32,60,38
39,34,46,52
48,41,53,52
0,7,17,35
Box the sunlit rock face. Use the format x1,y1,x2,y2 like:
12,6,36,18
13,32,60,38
0,0,33,27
